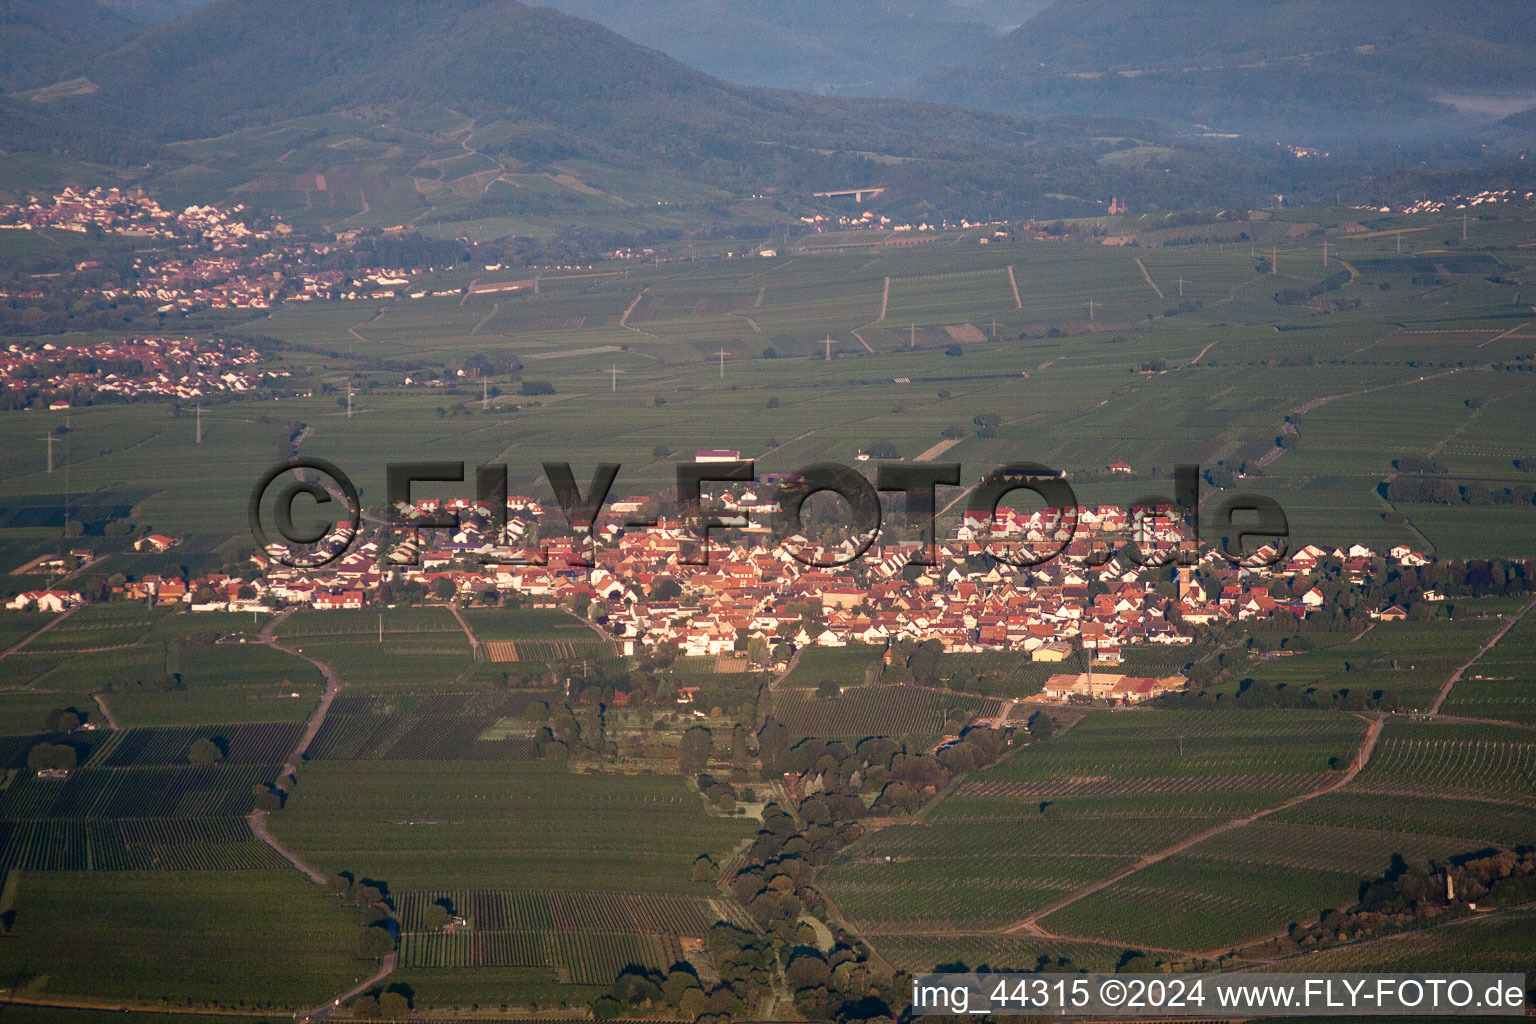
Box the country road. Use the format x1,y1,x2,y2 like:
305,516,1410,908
260,607,342,782
252,608,399,1012
298,955,397,1021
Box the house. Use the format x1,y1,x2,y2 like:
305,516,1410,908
134,533,179,553
313,590,364,610
6,590,82,613
1032,641,1073,662
1373,604,1409,621
694,449,742,463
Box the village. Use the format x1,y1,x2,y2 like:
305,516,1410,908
0,335,285,407
0,186,289,246
8,464,1436,709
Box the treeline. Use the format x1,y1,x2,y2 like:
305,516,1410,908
599,723,1019,1022
1274,268,1351,306
1385,477,1536,506
1281,848,1536,954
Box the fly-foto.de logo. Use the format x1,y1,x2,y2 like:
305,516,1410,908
249,458,1290,570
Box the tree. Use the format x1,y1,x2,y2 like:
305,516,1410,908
26,742,76,773
351,996,381,1019
815,679,839,699
1028,711,1056,740
355,924,395,959
945,343,964,357
518,379,555,396
431,577,456,601
188,737,224,764
691,854,718,882
679,725,713,775
422,903,451,930
43,708,81,733
378,991,410,1018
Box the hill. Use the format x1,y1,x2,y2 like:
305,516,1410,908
526,0,1002,97
0,0,138,91
920,0,1536,142
0,0,1323,233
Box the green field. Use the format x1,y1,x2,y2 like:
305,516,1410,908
3,208,1535,564
1,870,363,1007
821,710,1368,943
266,760,754,890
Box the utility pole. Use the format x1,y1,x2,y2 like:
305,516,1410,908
991,317,997,340
1272,246,1278,274
910,324,916,349
611,365,618,392
481,377,488,411
195,403,202,444
1323,240,1328,267
716,347,728,378
1177,277,1184,297
346,381,353,419
1396,232,1402,254
39,435,54,474
1087,298,1095,320
1463,212,1468,243
823,336,834,361
378,614,383,644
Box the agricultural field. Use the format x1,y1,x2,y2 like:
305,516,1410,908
1029,718,1536,953
777,643,885,688
0,870,365,1007
0,203,1534,1007
266,760,757,891
1236,616,1513,710
1441,606,1536,724
394,888,711,982
822,710,1368,943
769,685,993,744
1,208,1534,561
304,690,542,760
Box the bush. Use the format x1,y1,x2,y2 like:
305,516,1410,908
518,380,555,396
187,737,224,764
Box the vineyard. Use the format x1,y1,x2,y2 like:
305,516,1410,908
395,887,713,932
1038,850,1366,952
0,816,285,871
821,708,1374,940
1348,722,1536,805
983,710,1367,782
770,685,992,742
92,723,304,767
0,764,275,818
955,770,1333,800
275,606,462,638
395,888,711,982
305,691,543,760
483,638,618,663
264,760,759,891
823,815,1216,932
401,929,681,984
873,933,1121,974
1274,791,1536,848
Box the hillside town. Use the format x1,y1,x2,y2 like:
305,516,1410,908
0,186,288,247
